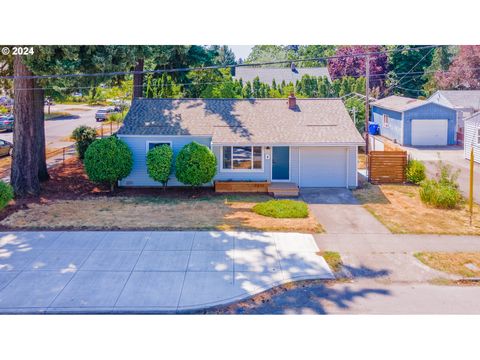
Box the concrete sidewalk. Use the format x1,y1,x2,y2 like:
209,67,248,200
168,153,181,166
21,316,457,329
0,231,333,314
315,233,480,282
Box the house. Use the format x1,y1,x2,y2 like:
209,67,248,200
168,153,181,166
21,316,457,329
464,112,480,163
428,90,480,145
233,66,331,85
117,96,363,190
370,95,457,146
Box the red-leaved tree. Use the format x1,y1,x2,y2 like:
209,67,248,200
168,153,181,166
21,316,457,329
328,45,388,89
436,45,480,89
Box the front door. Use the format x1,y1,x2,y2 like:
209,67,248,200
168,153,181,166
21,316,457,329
272,146,290,181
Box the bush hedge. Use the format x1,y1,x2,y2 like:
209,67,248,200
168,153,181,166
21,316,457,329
252,199,309,218
406,159,426,184
0,180,14,210
71,125,97,160
419,179,463,209
84,136,133,191
146,144,173,188
175,142,217,186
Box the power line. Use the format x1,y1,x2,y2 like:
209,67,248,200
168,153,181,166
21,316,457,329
0,45,442,80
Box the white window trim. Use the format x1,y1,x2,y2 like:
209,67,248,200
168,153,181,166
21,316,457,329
383,114,390,128
270,146,291,182
220,146,264,172
146,141,172,153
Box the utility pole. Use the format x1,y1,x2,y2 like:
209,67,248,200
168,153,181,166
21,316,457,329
364,55,370,180
352,107,357,124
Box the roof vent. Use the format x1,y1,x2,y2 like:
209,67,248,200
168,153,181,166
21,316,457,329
288,93,297,109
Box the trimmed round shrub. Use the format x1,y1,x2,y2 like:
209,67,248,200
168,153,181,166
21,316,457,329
84,136,133,191
72,125,97,160
419,179,463,209
0,180,14,210
406,159,426,184
253,199,309,218
146,144,174,188
175,142,217,186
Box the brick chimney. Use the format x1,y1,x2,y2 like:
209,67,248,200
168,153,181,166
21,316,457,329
288,92,296,109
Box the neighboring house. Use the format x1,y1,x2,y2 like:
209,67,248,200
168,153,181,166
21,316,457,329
464,112,480,163
233,67,331,85
370,95,457,146
428,90,480,145
117,97,363,189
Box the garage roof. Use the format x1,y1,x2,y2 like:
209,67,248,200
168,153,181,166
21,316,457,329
371,95,428,112
118,98,364,145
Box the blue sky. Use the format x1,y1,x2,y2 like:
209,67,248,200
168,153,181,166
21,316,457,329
228,45,253,60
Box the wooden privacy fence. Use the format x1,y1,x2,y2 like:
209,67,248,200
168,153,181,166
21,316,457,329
368,151,407,184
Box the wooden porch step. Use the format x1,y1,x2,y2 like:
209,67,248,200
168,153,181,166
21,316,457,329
268,182,299,197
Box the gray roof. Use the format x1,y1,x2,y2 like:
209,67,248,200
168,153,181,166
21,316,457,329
118,98,363,145
370,95,427,112
432,90,480,110
233,67,331,85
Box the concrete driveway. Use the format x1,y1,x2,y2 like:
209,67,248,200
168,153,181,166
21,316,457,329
405,145,480,203
300,188,390,234
0,231,333,314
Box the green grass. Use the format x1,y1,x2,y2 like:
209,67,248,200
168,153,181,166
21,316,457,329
319,251,343,272
252,199,309,219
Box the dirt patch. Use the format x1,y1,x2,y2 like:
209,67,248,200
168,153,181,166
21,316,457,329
415,252,480,278
353,184,480,235
358,153,366,170
0,158,323,233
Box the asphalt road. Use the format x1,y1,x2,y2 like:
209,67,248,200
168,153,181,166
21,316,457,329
0,104,101,149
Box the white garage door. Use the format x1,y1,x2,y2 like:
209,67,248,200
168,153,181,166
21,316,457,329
411,119,448,146
299,147,347,187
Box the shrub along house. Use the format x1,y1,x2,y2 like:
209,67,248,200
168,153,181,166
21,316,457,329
370,95,457,146
117,96,363,195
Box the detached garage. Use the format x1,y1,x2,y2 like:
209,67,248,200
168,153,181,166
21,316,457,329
370,95,457,146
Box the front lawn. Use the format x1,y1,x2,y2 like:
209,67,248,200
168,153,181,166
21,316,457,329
0,158,323,233
353,184,480,235
45,112,73,120
415,252,480,278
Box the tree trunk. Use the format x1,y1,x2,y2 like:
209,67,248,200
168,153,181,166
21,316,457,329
11,55,40,196
34,85,49,181
133,58,144,99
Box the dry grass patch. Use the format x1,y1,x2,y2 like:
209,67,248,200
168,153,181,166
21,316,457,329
0,195,323,233
353,184,480,235
415,252,480,278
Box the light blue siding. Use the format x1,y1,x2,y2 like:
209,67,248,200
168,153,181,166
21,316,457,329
403,103,457,145
118,137,358,188
118,135,212,187
371,106,403,143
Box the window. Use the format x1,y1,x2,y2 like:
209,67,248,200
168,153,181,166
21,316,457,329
477,129,480,144
222,146,263,170
383,114,390,128
147,141,171,152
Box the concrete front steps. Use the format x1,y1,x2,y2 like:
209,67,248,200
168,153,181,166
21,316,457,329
268,182,299,197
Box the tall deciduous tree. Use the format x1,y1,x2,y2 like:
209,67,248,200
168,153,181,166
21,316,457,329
422,46,457,95
386,45,434,97
12,55,40,196
328,45,388,89
436,45,480,90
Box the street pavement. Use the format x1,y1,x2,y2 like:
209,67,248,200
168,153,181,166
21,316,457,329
0,103,101,149
0,231,333,314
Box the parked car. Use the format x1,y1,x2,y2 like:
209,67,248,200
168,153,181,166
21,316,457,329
0,115,14,132
95,107,120,122
0,139,12,157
